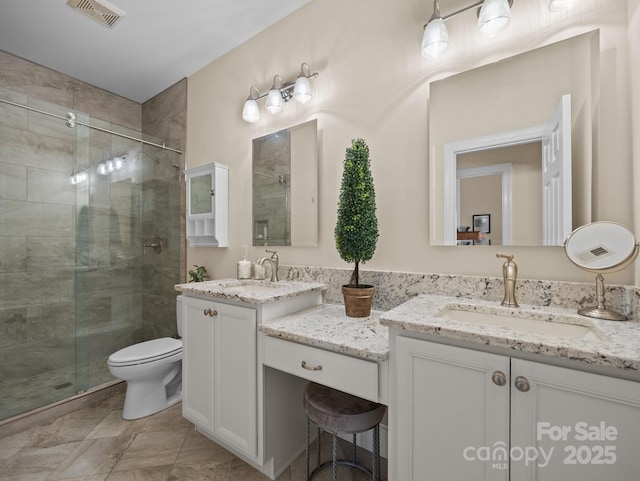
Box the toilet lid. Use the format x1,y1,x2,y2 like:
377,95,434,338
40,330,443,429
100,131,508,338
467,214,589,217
108,337,182,366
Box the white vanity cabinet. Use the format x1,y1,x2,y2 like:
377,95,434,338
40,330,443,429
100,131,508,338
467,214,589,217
394,337,640,481
182,296,257,458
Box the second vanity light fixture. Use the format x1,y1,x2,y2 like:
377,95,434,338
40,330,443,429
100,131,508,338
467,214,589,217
421,0,583,58
242,63,318,123
422,0,513,58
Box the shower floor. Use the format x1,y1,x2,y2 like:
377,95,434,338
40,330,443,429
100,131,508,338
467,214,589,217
0,359,112,421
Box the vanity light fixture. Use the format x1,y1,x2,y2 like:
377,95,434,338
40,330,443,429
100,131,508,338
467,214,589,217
421,0,513,58
547,0,583,11
477,0,511,37
265,76,285,114
242,63,319,123
242,86,260,123
422,0,449,58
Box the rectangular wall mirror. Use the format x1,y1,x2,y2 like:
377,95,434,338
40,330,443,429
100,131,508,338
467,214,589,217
252,119,318,246
429,31,598,246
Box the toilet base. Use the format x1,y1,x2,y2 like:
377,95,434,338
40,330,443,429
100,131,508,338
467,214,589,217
121,365,182,420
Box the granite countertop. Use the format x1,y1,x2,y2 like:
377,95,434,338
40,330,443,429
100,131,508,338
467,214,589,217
380,294,640,372
259,303,389,362
175,279,326,305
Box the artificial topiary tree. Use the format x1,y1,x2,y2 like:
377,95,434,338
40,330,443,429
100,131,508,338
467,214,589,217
335,138,379,287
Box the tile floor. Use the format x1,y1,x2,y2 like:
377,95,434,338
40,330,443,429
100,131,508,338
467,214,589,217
0,392,387,481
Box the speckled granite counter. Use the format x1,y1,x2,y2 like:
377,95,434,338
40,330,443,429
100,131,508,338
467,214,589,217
175,279,326,305
380,294,640,372
259,304,389,362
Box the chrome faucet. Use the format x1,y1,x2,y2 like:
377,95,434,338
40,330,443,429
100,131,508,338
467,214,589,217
496,253,519,307
257,249,279,282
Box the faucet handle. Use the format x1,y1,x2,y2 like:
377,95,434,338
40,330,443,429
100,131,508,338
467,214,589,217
496,252,514,262
266,249,278,259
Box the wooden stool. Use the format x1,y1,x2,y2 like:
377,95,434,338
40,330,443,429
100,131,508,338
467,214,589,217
303,382,386,481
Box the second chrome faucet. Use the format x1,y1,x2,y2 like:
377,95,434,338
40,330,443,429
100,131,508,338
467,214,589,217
257,249,279,282
496,253,519,307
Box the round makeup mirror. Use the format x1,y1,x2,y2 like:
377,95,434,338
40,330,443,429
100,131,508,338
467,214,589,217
564,221,639,321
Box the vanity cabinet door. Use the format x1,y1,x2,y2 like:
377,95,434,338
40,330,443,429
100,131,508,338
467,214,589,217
181,297,257,459
510,359,640,481
213,302,257,458
182,297,215,432
395,337,510,481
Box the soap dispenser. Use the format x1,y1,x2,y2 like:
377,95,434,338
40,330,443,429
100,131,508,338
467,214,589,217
237,245,251,279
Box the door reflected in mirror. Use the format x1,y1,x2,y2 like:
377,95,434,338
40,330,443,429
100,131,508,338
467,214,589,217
252,119,318,247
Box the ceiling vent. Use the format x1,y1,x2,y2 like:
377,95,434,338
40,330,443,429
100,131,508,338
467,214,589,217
67,0,126,29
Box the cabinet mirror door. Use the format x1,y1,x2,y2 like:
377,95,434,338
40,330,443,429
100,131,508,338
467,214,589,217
190,174,212,215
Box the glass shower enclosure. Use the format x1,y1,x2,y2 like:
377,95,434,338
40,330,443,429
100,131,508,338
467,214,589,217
0,86,183,421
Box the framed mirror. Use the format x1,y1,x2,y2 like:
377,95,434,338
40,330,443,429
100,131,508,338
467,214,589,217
252,119,318,246
429,31,598,246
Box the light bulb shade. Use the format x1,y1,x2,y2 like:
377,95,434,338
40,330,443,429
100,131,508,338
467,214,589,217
242,98,260,123
478,0,511,37
422,18,449,58
293,76,312,104
265,88,284,114
97,162,107,175
548,0,582,11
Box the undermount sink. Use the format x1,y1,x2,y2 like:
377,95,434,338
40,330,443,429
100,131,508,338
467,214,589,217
438,306,602,341
221,281,280,291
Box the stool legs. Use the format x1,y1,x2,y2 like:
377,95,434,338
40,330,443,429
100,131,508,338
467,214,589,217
373,424,380,481
352,433,357,465
305,419,382,481
305,417,310,481
316,427,321,472
332,434,338,481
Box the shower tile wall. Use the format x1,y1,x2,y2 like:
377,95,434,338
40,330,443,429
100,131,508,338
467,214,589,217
0,50,185,420
141,79,187,339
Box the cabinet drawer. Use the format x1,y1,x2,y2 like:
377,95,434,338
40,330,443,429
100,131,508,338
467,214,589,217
263,336,379,402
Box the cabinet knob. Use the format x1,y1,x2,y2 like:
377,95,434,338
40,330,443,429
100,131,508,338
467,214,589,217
203,308,218,317
492,370,507,386
515,376,531,392
301,361,322,371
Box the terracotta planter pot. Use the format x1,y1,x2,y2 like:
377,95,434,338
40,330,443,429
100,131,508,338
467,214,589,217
341,285,375,318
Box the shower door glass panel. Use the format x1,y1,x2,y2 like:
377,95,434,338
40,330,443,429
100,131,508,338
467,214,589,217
0,88,78,418
0,86,183,421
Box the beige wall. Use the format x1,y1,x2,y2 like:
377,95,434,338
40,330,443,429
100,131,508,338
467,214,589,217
186,0,636,285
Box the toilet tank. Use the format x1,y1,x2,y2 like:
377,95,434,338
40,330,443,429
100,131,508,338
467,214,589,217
176,295,184,338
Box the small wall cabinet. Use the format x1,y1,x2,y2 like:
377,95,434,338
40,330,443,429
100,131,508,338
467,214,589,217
185,162,228,247
394,337,640,481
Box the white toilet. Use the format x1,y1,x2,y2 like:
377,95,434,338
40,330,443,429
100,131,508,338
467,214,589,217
108,295,184,419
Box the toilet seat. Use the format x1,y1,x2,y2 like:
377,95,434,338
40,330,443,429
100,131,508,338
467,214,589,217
108,337,182,367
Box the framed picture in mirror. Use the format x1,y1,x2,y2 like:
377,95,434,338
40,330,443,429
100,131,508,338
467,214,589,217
473,214,490,234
